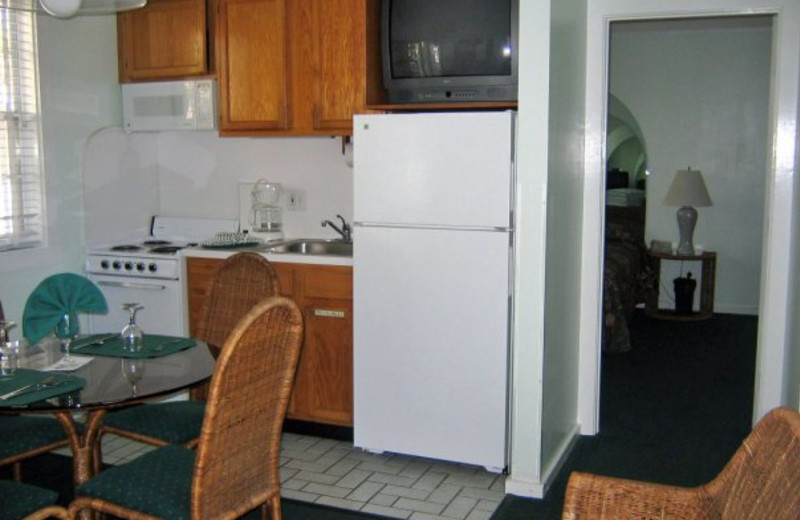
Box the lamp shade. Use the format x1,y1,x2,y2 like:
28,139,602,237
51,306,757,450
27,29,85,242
664,168,713,207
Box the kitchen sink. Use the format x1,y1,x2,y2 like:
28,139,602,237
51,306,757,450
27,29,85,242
267,239,353,257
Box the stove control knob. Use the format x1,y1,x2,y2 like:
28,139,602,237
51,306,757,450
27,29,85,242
136,262,146,272
148,263,158,273
124,261,134,271
112,261,122,270
100,260,110,270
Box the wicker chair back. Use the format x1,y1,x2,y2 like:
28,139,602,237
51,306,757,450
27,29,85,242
191,296,303,520
197,252,281,358
563,407,800,520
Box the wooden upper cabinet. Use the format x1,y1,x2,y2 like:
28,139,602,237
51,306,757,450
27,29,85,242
216,0,380,136
310,0,371,132
118,0,209,82
216,0,290,131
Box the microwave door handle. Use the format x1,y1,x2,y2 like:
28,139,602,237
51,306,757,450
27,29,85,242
96,280,167,291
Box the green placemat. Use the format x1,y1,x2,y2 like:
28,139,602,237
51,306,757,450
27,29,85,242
71,334,196,359
0,369,85,407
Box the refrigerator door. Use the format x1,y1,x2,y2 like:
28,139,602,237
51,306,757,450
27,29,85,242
353,226,510,469
354,112,515,229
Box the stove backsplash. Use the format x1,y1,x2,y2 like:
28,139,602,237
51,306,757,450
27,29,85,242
83,128,354,245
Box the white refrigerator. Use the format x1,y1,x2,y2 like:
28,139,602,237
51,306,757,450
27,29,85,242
353,111,515,471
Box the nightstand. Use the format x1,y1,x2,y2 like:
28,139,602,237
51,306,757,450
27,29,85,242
645,250,717,321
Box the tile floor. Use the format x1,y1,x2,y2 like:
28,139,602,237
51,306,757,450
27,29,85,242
57,433,506,520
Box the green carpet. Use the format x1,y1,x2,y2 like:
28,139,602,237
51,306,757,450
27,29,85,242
491,311,758,519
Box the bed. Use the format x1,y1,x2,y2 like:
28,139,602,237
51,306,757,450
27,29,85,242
603,201,653,353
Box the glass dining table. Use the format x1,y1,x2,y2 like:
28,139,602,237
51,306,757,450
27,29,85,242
0,335,215,491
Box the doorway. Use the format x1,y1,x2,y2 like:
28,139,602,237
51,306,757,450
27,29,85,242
579,3,799,434
600,16,771,353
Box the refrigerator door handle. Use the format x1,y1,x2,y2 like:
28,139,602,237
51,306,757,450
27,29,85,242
353,221,512,233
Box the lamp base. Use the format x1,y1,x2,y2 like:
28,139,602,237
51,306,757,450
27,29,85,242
675,205,697,256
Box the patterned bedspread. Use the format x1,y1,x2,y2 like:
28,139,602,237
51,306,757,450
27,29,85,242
603,207,652,353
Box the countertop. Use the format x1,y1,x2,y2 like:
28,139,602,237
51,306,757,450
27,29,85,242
182,245,353,267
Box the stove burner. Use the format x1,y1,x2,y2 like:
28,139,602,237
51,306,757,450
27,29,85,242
142,240,172,246
149,246,183,254
110,245,143,252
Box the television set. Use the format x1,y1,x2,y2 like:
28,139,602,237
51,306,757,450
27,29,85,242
381,0,519,104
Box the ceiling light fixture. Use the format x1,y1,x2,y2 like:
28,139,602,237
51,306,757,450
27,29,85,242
39,0,81,18
0,0,147,17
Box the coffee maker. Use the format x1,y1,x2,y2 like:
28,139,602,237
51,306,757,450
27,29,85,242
244,180,284,242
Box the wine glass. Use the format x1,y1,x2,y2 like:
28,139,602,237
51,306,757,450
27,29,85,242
0,320,17,377
121,358,145,396
120,303,144,352
0,320,14,344
54,313,79,360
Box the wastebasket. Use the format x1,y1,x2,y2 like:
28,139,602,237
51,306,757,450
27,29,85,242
673,273,697,315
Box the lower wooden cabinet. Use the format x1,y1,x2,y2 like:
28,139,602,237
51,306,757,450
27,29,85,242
185,256,353,426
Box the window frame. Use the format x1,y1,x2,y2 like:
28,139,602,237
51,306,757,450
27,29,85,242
1,1,46,253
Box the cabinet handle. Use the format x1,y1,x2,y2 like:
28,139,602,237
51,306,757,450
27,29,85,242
313,309,346,319
96,281,167,291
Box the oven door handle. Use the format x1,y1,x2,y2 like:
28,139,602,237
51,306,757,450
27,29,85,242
95,280,168,291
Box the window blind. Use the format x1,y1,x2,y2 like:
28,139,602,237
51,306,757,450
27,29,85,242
0,1,44,252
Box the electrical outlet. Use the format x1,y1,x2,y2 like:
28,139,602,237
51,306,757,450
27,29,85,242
286,189,306,211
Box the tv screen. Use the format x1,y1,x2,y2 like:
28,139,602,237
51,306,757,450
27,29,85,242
382,0,518,103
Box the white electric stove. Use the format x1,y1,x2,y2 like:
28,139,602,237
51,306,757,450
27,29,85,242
85,216,238,336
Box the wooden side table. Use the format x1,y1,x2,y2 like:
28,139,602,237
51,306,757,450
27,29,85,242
645,250,717,321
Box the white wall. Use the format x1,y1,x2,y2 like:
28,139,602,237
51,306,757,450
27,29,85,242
792,126,800,411
609,17,771,315
581,0,800,432
539,0,587,493
504,0,552,497
82,130,354,243
0,14,120,330
155,133,353,239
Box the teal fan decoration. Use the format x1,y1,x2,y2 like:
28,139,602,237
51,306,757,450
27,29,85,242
23,273,108,345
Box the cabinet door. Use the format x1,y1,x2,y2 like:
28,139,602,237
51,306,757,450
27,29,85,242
187,258,294,337
185,257,220,337
216,0,290,131
299,297,353,425
288,265,353,426
311,0,367,132
118,0,208,82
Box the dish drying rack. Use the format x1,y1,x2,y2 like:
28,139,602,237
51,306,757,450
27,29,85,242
201,232,263,248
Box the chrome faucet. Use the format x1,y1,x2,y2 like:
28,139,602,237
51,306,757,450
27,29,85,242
321,215,352,243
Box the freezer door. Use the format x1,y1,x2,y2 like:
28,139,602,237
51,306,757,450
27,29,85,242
353,226,510,469
354,112,515,229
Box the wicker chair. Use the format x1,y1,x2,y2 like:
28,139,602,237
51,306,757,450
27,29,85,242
0,416,72,481
0,480,69,519
562,406,800,520
97,252,280,457
0,302,71,481
69,296,304,520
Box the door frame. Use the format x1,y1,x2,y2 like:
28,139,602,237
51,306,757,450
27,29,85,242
579,0,800,434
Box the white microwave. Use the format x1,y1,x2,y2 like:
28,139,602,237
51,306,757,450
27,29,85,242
122,79,217,132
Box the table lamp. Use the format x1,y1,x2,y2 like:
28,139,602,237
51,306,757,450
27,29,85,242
664,167,713,256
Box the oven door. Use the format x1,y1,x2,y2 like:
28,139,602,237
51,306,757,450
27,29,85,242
87,274,186,337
